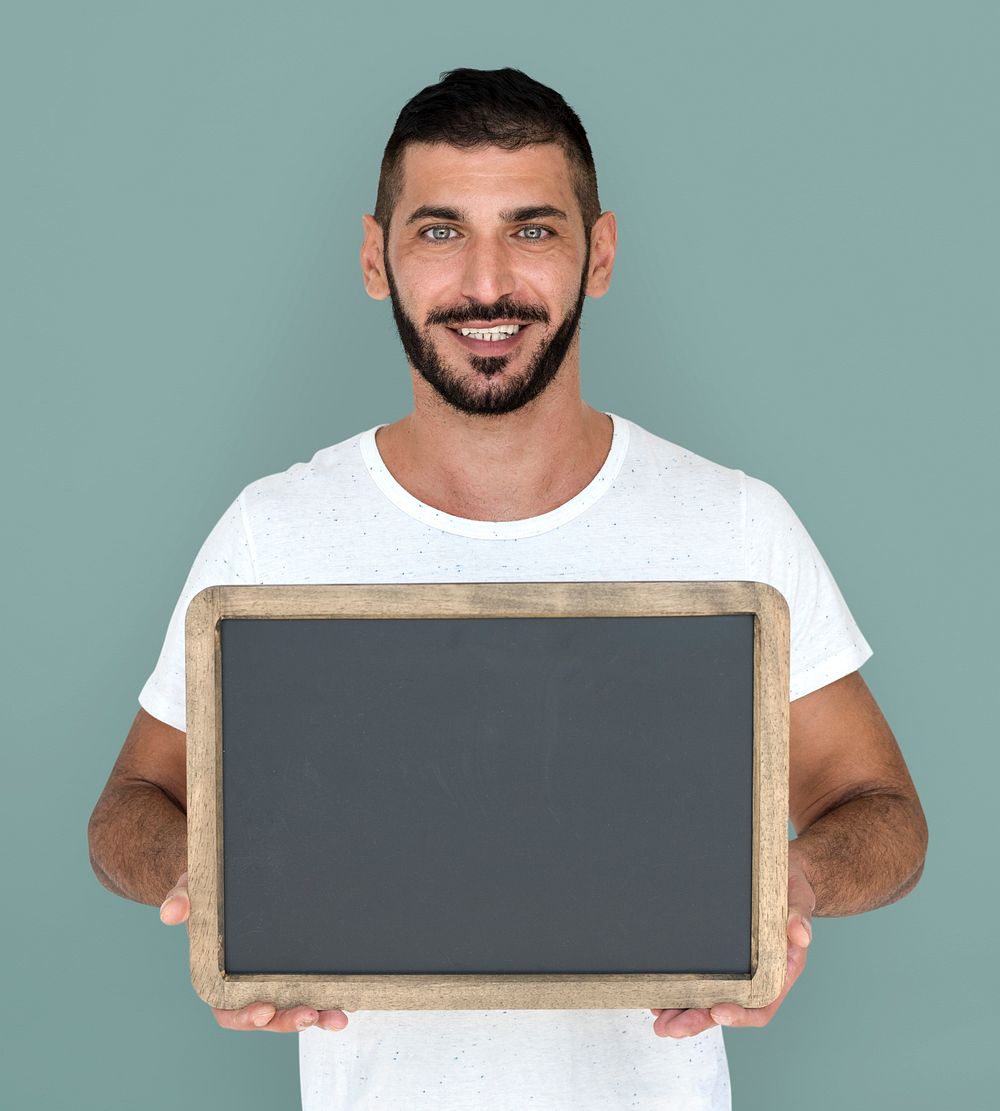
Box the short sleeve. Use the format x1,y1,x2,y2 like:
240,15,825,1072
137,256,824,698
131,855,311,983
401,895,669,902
138,492,257,731
745,477,873,701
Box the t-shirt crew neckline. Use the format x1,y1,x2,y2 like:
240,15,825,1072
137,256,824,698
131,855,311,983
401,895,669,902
358,412,629,540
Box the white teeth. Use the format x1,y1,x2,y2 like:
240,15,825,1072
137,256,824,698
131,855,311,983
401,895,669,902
458,324,521,341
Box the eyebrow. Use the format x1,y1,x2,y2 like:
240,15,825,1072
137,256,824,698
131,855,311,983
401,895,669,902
405,205,463,225
404,204,570,226
500,205,569,223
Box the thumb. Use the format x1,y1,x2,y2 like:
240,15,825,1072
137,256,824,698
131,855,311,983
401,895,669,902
159,870,190,926
787,862,815,948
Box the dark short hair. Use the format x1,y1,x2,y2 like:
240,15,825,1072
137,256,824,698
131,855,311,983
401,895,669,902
374,68,601,236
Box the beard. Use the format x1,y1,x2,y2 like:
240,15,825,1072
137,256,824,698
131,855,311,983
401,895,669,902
383,247,590,417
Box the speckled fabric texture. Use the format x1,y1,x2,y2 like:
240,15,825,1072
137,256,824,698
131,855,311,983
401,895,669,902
139,412,872,1108
299,1010,731,1109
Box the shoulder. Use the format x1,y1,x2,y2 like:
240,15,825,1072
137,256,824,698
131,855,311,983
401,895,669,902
236,427,373,511
619,415,808,534
620,415,750,500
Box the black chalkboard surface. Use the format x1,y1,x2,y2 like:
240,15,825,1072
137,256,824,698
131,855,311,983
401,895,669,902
185,581,789,1012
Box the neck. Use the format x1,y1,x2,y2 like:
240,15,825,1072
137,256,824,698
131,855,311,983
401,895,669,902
374,365,613,522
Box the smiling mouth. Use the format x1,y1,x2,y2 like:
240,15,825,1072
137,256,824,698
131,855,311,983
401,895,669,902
446,322,532,354
451,323,523,341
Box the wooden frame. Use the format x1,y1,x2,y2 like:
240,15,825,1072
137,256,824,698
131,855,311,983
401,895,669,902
185,580,789,1011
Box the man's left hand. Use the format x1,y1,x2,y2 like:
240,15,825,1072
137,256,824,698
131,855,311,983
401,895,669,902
650,849,815,1038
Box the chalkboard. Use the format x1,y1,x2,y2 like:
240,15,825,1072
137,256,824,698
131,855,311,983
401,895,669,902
184,581,789,1012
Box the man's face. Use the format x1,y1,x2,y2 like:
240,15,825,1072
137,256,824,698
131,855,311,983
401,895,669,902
376,143,594,416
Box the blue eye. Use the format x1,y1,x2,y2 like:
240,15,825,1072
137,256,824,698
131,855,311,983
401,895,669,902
518,226,551,240
424,225,457,241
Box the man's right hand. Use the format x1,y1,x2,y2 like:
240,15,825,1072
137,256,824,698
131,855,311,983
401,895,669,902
160,872,352,1033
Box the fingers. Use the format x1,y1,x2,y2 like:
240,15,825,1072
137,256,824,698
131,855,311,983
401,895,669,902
788,911,812,949
654,933,812,1036
709,941,809,1029
166,869,352,1032
653,1008,715,1038
158,871,190,926
212,1004,350,1033
653,860,816,1037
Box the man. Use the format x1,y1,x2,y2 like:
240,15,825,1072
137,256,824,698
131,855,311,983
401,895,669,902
89,68,927,1109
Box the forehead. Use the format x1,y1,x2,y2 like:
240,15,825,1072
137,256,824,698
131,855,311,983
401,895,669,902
396,142,580,217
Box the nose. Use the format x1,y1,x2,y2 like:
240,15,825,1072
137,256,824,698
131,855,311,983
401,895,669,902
458,232,516,306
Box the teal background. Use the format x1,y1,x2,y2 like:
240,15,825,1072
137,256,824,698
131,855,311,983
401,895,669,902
2,1,996,1107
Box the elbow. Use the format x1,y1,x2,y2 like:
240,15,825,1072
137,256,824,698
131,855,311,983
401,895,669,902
910,855,926,892
87,799,123,898
891,852,926,906
86,805,107,887
909,789,929,881
892,796,929,904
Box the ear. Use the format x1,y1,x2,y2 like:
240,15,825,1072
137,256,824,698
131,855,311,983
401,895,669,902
360,214,390,300
585,211,617,298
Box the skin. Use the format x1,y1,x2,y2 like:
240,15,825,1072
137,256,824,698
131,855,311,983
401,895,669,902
88,140,927,1040
359,142,618,522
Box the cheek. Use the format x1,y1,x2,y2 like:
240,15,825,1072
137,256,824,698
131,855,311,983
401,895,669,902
521,254,584,305
403,263,463,317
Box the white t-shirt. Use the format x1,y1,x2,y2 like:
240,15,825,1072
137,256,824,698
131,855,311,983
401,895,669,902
139,412,872,1110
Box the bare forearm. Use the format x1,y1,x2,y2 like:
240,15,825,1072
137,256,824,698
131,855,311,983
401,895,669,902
88,783,187,907
791,791,928,917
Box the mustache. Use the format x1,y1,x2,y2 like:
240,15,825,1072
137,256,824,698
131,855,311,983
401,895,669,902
425,298,550,328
